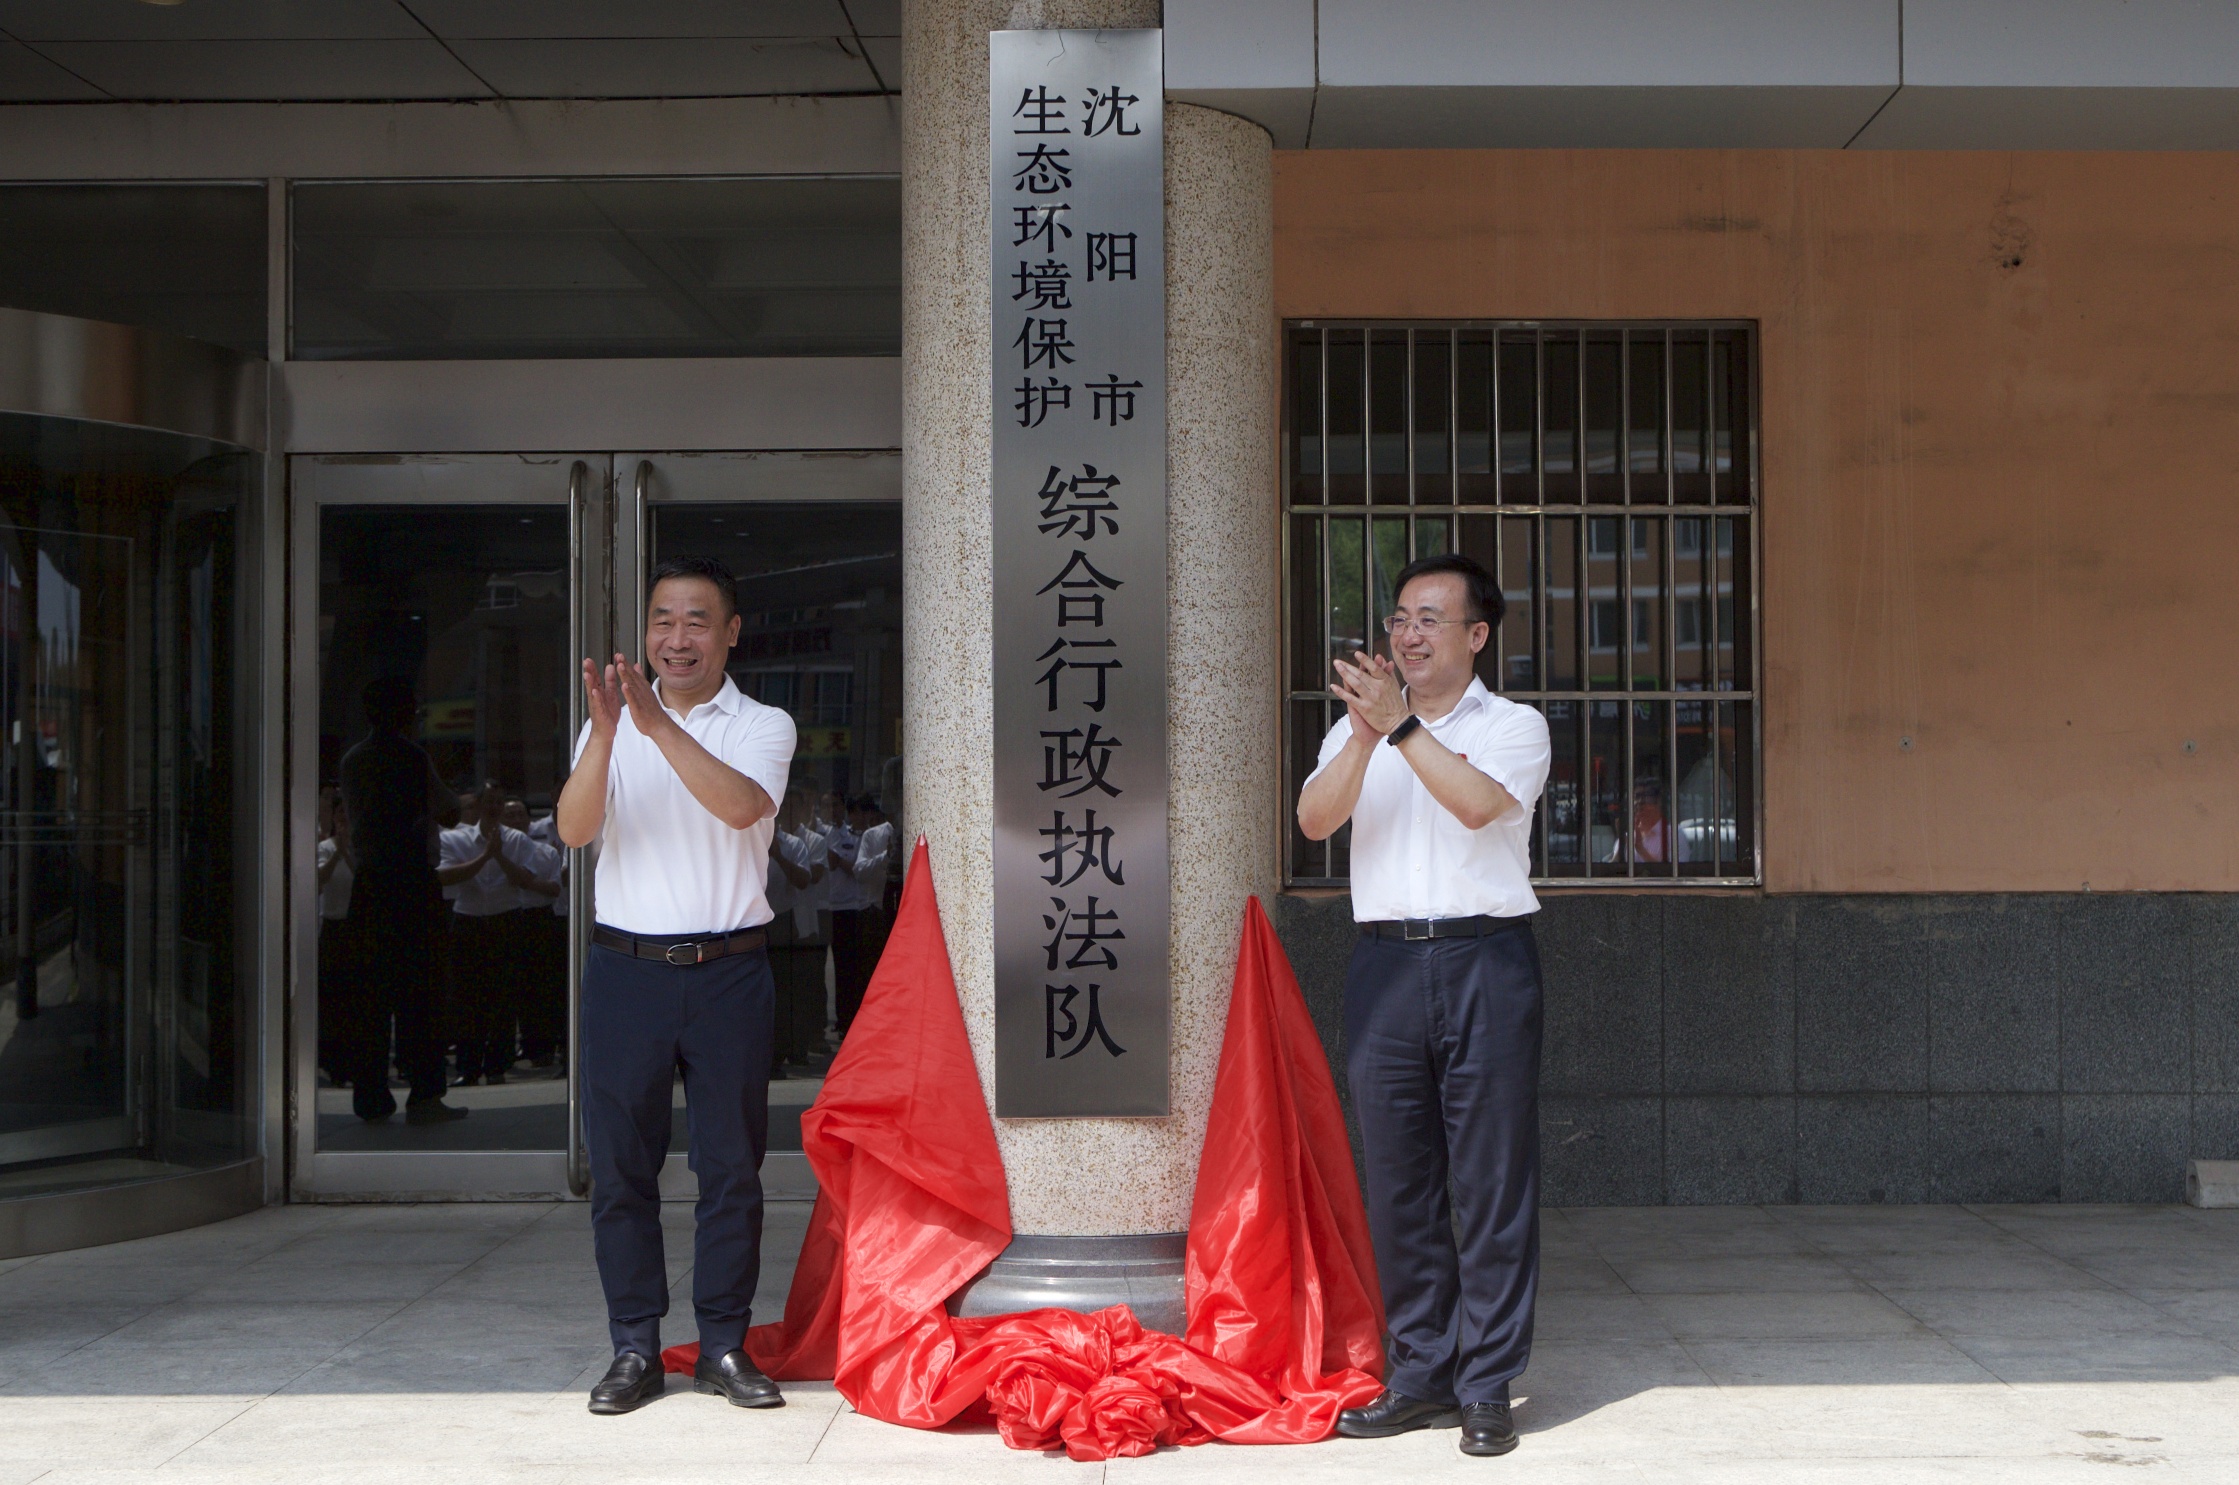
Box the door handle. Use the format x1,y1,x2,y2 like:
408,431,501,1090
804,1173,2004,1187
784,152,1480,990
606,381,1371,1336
629,459,652,668
565,459,591,1198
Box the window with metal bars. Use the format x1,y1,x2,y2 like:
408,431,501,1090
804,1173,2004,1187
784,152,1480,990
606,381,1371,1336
1284,322,1761,886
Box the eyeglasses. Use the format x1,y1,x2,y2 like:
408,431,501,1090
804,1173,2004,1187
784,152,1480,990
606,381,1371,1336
1381,615,1474,638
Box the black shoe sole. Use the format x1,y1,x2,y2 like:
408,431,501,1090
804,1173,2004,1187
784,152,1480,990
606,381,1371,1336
1338,1408,1463,1438
1460,1433,1519,1457
693,1377,785,1409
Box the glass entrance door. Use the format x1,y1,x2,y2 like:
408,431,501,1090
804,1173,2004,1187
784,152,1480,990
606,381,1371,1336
291,455,605,1197
291,449,899,1200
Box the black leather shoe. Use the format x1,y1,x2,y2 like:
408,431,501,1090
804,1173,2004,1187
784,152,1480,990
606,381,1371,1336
1459,1401,1518,1456
587,1351,665,1414
1335,1388,1461,1438
405,1097,468,1125
694,1348,784,1408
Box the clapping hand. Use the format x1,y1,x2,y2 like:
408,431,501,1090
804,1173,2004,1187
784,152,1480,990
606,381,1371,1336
582,657,623,741
612,655,670,738
1331,649,1409,740
582,654,669,741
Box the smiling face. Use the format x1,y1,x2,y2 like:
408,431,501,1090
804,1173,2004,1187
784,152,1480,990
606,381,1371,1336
1390,571,1489,696
644,575,741,702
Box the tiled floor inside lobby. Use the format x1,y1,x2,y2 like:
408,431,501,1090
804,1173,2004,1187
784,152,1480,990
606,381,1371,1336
2,1199,2236,1482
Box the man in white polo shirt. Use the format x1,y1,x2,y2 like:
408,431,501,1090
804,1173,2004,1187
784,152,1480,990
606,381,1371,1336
1298,553,1551,1460
557,555,795,1417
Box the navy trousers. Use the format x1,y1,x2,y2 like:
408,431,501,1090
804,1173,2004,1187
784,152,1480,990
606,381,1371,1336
1343,920,1543,1408
580,938,774,1361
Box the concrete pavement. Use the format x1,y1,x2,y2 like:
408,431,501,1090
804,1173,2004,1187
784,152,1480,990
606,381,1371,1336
2,1199,2237,1482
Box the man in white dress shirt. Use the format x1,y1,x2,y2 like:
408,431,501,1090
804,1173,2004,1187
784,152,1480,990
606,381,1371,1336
1299,554,1551,1459
824,792,893,1035
436,783,559,1084
556,555,795,1416
762,786,825,1074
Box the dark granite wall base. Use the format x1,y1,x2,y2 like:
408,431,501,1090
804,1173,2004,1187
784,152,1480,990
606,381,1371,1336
1269,892,2239,1206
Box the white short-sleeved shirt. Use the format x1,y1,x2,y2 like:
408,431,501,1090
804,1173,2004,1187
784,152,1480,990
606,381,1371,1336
765,830,799,916
855,820,895,905
826,822,889,912
780,830,826,939
316,838,354,920
527,816,569,916
575,674,796,935
1304,677,1552,922
438,825,558,917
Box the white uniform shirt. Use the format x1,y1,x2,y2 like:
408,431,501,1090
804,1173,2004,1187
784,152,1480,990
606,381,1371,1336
854,820,895,905
438,824,557,917
528,815,569,915
824,823,871,912
780,830,825,939
1305,677,1551,922
575,674,796,935
765,829,798,917
316,838,354,920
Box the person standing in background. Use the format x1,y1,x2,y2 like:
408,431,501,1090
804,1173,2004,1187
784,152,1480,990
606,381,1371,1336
761,787,818,1077
802,789,840,1051
825,793,893,1035
315,787,357,1086
437,781,560,1085
520,799,570,1071
338,676,465,1125
498,792,564,1073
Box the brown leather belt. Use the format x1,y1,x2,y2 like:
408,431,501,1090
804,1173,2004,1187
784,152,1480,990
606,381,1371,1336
591,925,767,966
1360,914,1531,942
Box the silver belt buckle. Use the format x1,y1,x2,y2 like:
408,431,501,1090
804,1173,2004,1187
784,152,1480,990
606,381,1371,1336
1402,919,1435,941
665,940,705,967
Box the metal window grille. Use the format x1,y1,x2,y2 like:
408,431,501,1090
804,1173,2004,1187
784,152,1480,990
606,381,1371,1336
1283,322,1762,886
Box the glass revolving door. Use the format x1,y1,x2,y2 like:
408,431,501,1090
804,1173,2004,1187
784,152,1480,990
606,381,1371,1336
0,307,261,1252
0,415,254,1204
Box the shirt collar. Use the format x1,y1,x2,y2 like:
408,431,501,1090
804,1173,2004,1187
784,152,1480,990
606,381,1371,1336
653,672,744,722
1414,675,1493,724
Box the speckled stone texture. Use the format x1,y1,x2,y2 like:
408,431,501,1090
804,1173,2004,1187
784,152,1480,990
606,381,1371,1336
902,1,1275,1234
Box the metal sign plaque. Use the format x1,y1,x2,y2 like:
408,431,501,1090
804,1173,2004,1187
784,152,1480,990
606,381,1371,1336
989,28,1168,1117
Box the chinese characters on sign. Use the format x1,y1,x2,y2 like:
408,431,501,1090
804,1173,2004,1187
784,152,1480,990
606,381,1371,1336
990,29,1168,1117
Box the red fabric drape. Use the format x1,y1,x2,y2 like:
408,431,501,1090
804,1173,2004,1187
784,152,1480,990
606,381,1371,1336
661,847,1384,1457
1182,895,1386,1441
661,837,1012,1413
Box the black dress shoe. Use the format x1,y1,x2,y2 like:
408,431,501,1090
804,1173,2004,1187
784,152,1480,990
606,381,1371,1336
693,1348,784,1408
1335,1388,1461,1438
1459,1401,1518,1456
587,1351,665,1414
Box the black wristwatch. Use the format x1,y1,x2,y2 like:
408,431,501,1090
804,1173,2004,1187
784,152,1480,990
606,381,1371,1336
1386,714,1422,746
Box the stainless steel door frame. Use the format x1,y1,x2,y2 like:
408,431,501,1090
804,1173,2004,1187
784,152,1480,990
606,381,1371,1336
618,451,900,1204
289,453,608,1200
615,450,905,649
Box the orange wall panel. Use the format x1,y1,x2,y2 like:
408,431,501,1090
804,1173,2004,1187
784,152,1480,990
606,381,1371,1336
1275,149,2239,892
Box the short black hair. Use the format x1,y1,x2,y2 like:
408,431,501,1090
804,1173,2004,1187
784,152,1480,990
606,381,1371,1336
648,554,739,619
848,792,882,815
361,675,418,724
1391,553,1504,628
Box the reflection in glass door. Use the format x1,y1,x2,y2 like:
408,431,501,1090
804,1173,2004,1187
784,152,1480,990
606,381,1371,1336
293,456,601,1197
0,423,253,1202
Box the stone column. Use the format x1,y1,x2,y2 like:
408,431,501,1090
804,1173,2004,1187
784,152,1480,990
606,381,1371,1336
901,0,1276,1325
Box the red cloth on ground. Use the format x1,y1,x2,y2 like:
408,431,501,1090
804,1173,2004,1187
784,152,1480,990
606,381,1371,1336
660,852,1385,1457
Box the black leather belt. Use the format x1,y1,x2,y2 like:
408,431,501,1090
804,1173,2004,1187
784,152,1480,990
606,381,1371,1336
591,925,767,966
1361,914,1530,942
